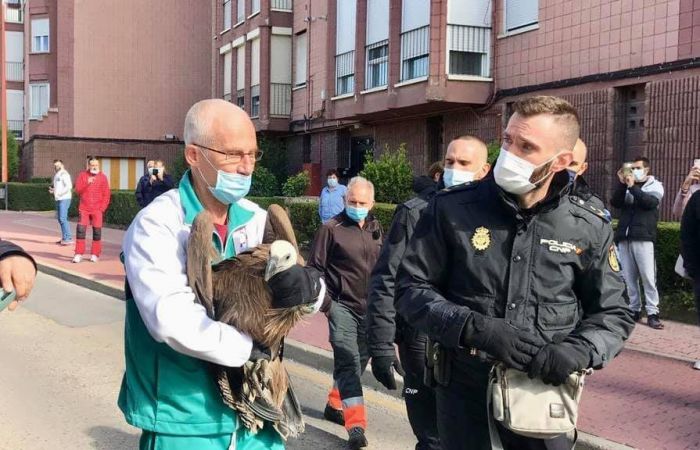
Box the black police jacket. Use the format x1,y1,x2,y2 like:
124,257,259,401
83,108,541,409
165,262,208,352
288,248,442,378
396,172,635,369
366,183,437,358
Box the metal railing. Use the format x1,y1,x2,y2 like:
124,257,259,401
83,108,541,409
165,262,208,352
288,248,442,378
236,89,245,109
271,0,292,10
447,24,491,77
251,85,260,117
223,92,232,102
400,25,429,81
365,40,388,89
270,83,291,117
5,61,22,82
4,5,22,23
335,50,355,95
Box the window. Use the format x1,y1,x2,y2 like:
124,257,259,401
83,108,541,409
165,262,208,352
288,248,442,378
271,0,292,10
446,0,491,77
335,0,356,95
31,18,49,53
251,38,260,117
236,0,245,23
366,41,388,89
236,44,245,108
251,85,260,117
223,0,231,30
251,0,260,15
365,0,389,89
223,51,232,101
400,0,430,81
271,35,292,116
29,82,49,118
505,0,538,33
294,32,307,87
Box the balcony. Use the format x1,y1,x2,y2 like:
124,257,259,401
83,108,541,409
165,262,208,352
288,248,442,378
5,61,22,82
447,24,491,78
400,25,430,81
4,4,22,23
271,0,292,11
270,83,291,117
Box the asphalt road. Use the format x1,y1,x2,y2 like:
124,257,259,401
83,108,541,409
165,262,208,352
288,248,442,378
0,272,414,450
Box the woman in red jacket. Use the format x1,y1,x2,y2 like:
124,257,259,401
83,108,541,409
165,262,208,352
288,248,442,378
73,157,111,263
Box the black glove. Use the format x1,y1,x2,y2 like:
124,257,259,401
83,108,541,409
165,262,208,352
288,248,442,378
371,354,405,390
249,340,272,361
462,313,546,371
267,265,322,309
527,341,591,385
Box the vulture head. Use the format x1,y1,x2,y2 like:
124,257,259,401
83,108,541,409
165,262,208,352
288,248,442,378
264,240,297,282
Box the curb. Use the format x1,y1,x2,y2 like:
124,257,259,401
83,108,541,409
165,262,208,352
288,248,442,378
37,263,124,301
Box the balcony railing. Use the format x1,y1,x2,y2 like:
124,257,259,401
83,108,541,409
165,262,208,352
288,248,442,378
4,4,22,23
270,83,291,117
5,61,22,81
251,84,260,117
7,119,22,140
335,50,355,95
271,0,292,11
400,25,429,81
447,24,491,78
236,89,245,109
223,92,232,102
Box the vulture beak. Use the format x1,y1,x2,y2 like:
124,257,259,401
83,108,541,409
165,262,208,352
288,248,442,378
264,256,279,282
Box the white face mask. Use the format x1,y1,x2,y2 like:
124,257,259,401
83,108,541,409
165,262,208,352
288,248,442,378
632,168,646,182
493,148,558,195
443,168,475,188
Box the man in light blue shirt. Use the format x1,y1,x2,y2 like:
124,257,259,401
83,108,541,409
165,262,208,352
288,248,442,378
319,169,347,223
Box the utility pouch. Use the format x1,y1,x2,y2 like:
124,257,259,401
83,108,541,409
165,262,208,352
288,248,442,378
431,339,451,387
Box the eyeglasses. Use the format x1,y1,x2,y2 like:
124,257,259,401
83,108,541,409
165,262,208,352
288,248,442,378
193,143,263,163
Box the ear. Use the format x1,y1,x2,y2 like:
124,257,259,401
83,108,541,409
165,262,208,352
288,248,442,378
551,151,574,173
478,163,491,180
580,161,589,175
184,145,199,167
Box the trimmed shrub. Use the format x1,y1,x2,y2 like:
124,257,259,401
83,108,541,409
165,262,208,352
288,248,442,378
287,199,322,245
361,143,413,204
0,131,20,181
282,171,310,197
104,191,141,228
248,196,286,210
0,182,56,211
250,166,279,197
30,177,53,184
487,140,501,165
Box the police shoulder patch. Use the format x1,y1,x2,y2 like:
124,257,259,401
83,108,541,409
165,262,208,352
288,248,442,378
608,245,621,272
569,195,611,223
471,227,491,251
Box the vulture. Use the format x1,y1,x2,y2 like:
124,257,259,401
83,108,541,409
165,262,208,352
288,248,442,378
186,204,320,440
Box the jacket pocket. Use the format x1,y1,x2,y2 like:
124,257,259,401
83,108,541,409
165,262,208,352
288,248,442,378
536,299,579,332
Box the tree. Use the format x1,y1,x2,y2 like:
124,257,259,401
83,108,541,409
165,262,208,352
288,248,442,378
282,170,310,197
360,143,413,204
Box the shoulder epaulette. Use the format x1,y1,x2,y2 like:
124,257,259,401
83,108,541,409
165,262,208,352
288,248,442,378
569,195,611,223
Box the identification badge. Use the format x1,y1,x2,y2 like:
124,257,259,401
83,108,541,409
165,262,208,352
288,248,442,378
232,229,249,254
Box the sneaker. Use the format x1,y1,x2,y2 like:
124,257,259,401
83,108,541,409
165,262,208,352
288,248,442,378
694,361,700,370
647,314,664,330
55,239,63,245
61,240,74,246
632,310,642,322
90,255,99,263
323,403,345,426
347,427,368,449
72,254,82,263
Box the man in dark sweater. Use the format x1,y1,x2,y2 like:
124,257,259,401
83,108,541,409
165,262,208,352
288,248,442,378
680,190,700,369
610,156,665,329
308,176,383,450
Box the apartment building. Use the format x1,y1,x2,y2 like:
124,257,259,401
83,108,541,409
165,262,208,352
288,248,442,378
215,0,700,220
5,0,212,188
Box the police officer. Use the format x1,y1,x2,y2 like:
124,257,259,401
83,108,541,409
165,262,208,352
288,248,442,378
366,136,490,450
396,96,635,450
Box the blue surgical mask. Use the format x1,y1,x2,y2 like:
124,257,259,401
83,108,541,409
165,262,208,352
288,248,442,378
443,168,475,188
346,206,368,223
632,168,646,182
198,148,251,205
328,178,338,188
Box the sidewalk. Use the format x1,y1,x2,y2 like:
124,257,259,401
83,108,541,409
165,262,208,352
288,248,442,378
2,210,699,449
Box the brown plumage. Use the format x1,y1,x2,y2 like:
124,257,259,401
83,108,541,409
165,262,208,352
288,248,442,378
186,204,312,439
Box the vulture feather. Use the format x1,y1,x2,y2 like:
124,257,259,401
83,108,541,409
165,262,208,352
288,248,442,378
186,204,317,440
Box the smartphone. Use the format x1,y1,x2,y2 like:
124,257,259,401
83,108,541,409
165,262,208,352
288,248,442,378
0,289,16,312
152,169,159,176
694,159,700,169
621,162,634,176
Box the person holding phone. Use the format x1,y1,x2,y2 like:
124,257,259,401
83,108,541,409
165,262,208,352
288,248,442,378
0,239,37,312
135,160,175,208
672,158,700,218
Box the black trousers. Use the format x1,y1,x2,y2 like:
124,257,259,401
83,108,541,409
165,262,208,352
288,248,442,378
397,326,441,450
435,355,574,450
694,276,700,325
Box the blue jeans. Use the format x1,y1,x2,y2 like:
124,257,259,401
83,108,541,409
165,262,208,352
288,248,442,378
56,199,72,241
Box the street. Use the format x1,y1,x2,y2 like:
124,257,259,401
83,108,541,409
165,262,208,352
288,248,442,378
0,273,414,450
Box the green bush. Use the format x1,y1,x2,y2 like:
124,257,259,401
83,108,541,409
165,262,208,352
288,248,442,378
248,196,286,210
170,149,188,186
104,191,141,227
0,182,55,210
0,131,20,181
287,200,321,244
282,171,310,197
258,136,288,190
361,143,413,204
30,177,52,184
250,166,279,197
487,140,501,165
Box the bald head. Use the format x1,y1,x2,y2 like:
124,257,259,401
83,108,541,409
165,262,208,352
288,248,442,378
568,138,589,177
444,136,490,182
184,99,255,148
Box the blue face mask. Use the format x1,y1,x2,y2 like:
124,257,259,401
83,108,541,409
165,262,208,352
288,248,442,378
328,178,338,188
632,168,646,182
346,206,369,223
443,168,475,188
198,149,251,205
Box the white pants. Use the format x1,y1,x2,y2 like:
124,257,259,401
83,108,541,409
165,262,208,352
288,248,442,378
617,240,660,315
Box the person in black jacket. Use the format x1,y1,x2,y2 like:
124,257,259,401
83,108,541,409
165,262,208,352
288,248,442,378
680,190,700,370
135,160,175,208
365,136,489,450
610,157,665,329
308,176,383,450
0,239,37,311
396,96,634,450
